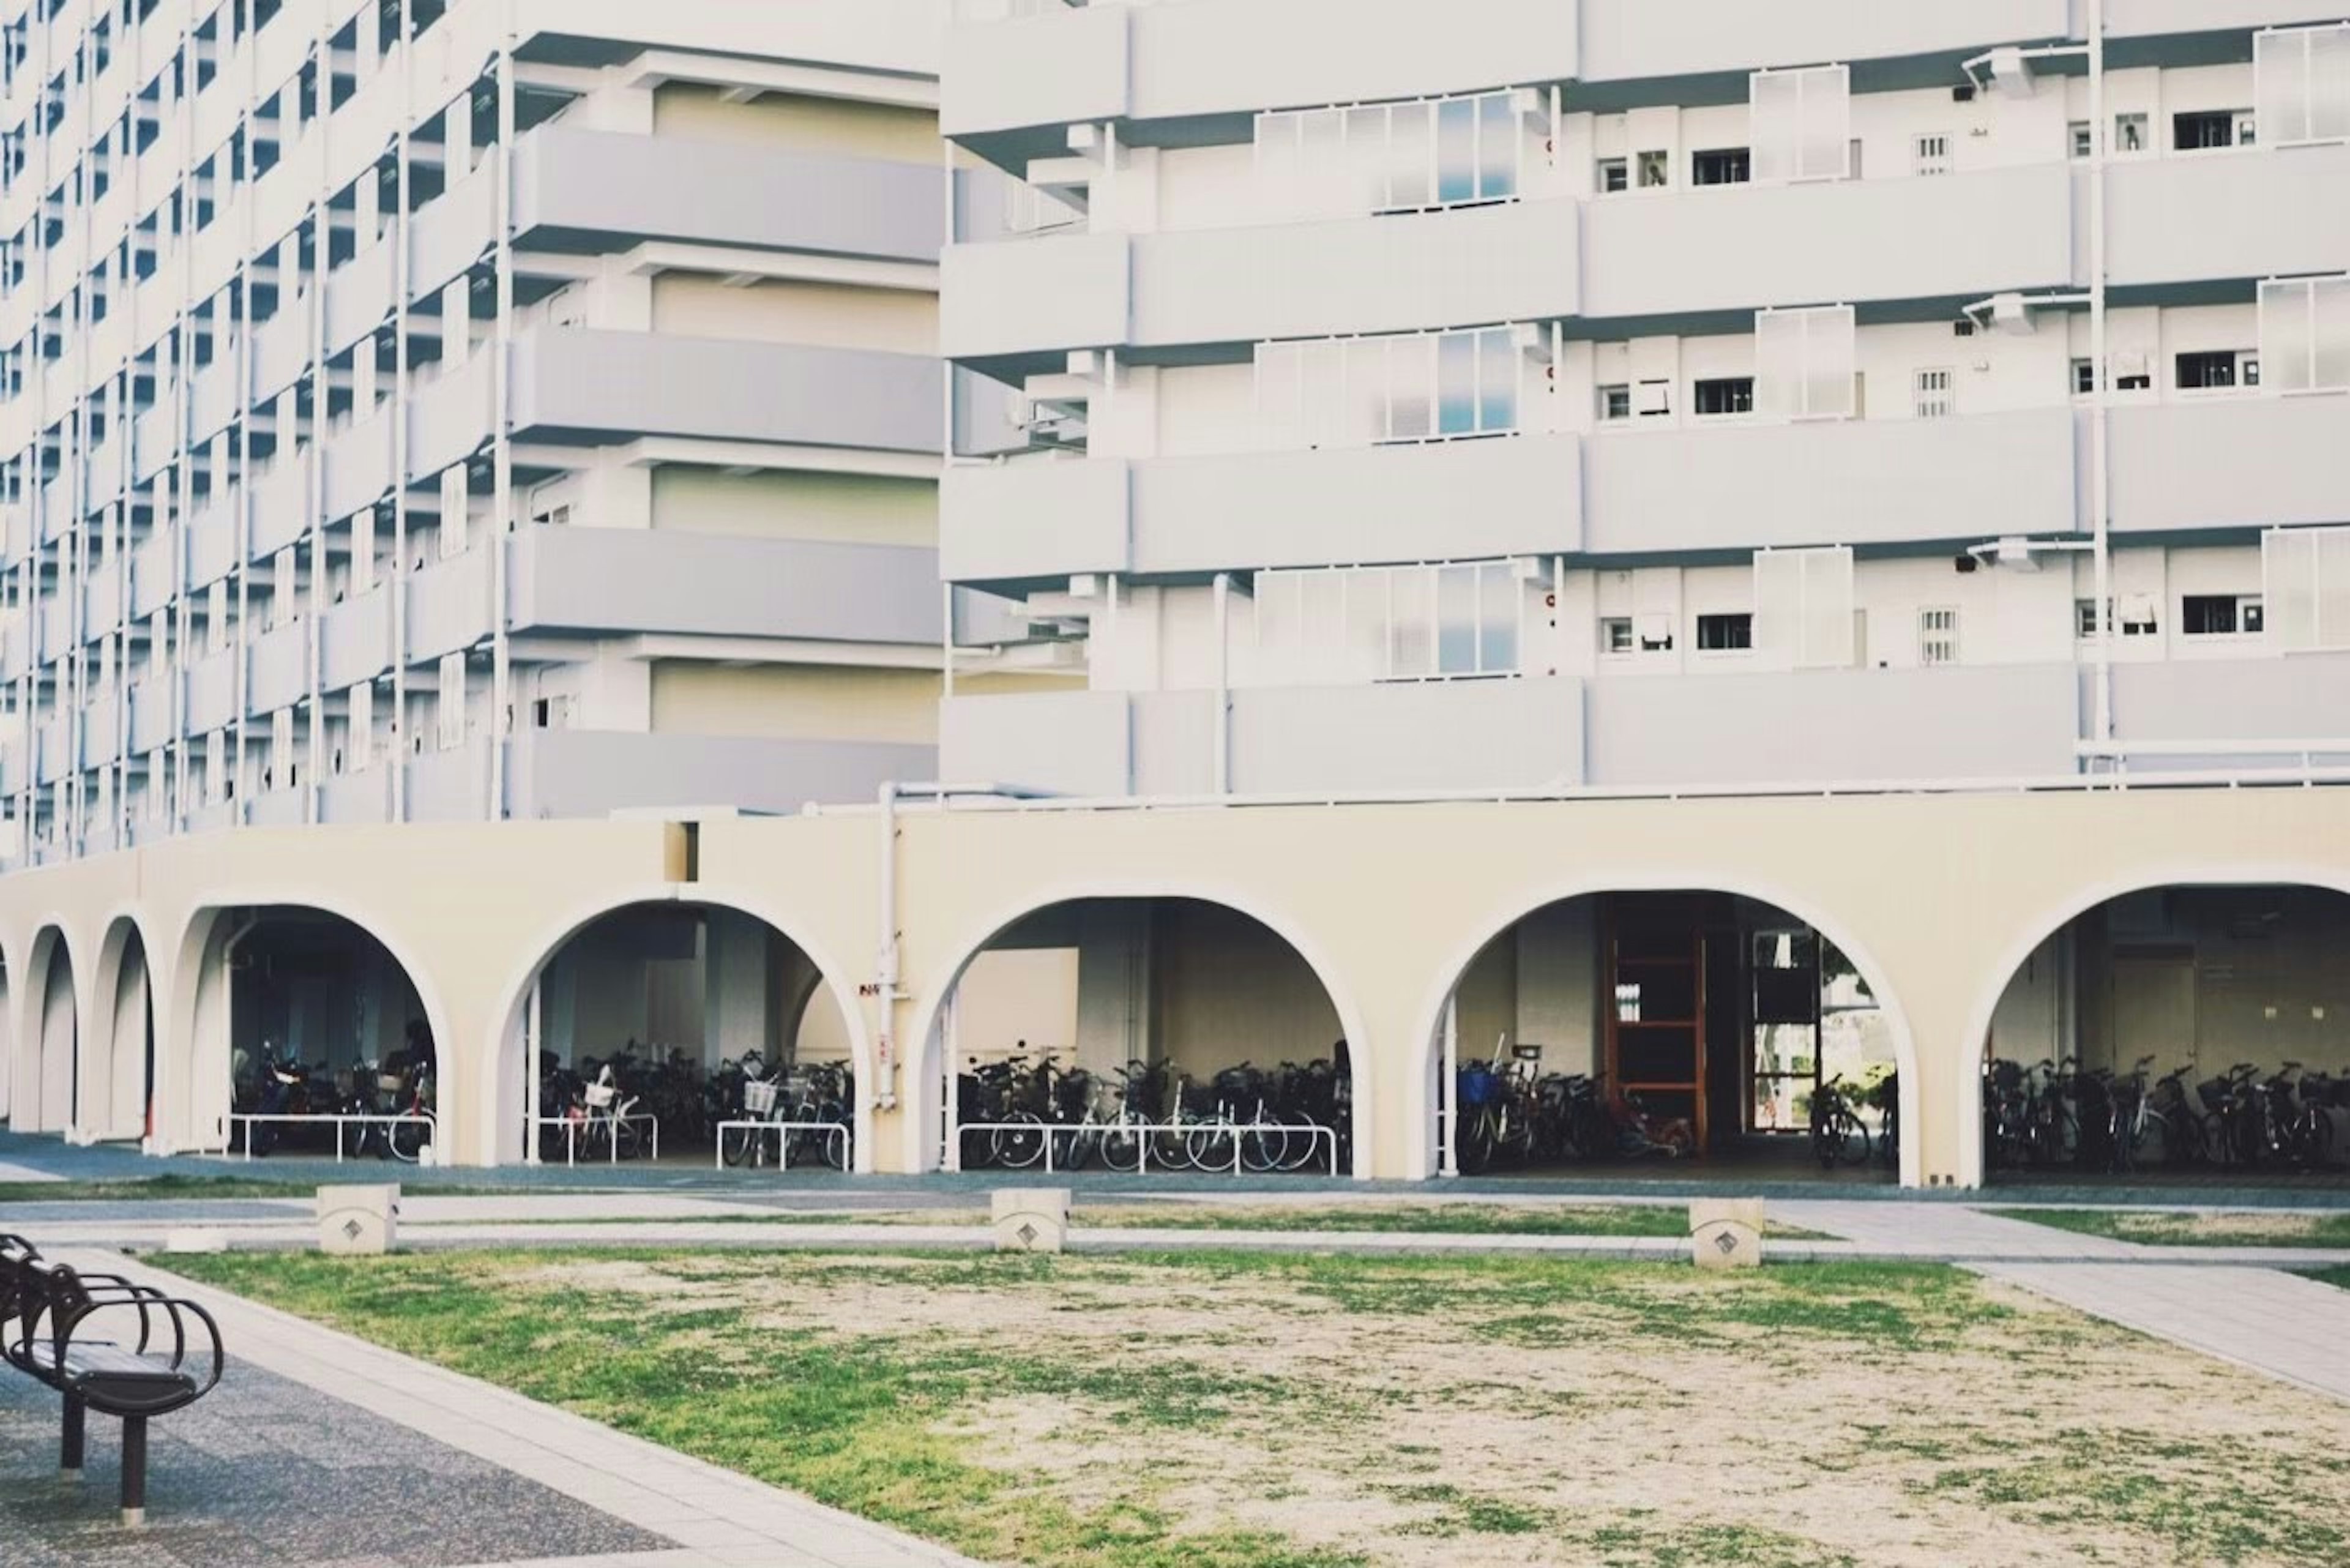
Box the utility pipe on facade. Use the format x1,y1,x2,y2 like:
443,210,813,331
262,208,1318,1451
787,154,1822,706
1212,572,1231,794
488,14,517,823
2089,0,2114,748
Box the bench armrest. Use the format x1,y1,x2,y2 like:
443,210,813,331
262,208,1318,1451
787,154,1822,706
56,1290,225,1402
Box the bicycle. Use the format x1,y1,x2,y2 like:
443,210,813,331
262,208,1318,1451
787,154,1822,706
1810,1074,1870,1170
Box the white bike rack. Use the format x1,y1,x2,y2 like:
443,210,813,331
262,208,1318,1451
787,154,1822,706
954,1120,1340,1176
228,1113,436,1162
711,1119,852,1171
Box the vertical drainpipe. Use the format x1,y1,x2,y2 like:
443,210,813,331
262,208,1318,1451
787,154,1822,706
1211,570,1229,794
2087,0,2113,755
939,134,956,701
303,8,327,824
488,7,515,824
230,0,254,827
390,0,411,823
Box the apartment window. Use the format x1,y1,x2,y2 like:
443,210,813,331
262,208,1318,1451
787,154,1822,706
1917,607,1960,666
1600,617,1635,654
1597,157,1627,193
1252,561,1520,684
1756,305,1858,420
2182,594,2265,637
2072,358,2098,397
1751,64,1852,182
2264,525,2350,650
1912,133,1952,176
1635,378,1672,418
1255,89,1523,218
1693,377,1754,417
2113,350,2154,392
1690,148,1750,186
1598,384,1631,422
1255,326,1522,450
2176,349,2257,390
1696,613,1753,652
2070,121,2094,159
2114,113,2149,153
1912,367,1955,419
1635,149,1668,188
2079,596,2160,638
2174,110,2240,150
2256,23,2350,147
2259,275,2350,394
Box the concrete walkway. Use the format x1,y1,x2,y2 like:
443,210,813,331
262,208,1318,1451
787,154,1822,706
1973,1261,2350,1404
75,1249,992,1568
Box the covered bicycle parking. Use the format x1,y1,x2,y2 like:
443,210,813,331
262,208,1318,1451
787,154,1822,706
1425,888,1903,1187
1977,880,2350,1192
919,895,1357,1178
493,897,864,1171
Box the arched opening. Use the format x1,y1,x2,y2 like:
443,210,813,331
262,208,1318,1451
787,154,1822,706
919,897,1357,1178
91,919,155,1143
1980,882,2350,1188
31,930,77,1134
495,900,860,1168
188,908,437,1160
1424,891,1906,1183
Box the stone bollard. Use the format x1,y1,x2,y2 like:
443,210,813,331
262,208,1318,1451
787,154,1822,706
317,1184,401,1256
1688,1198,1765,1271
992,1188,1072,1254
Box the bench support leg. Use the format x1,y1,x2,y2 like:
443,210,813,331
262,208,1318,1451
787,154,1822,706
119,1415,147,1528
59,1393,85,1480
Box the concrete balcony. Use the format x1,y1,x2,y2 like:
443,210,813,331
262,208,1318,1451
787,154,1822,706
2108,652,2350,766
321,590,392,691
1586,409,2080,554
2109,395,2350,535
406,549,493,665
2106,144,2350,290
1580,0,2070,83
510,330,941,456
507,527,942,647
246,622,308,715
318,766,392,827
2106,0,2350,44
406,737,491,824
1584,163,2073,322
941,678,1587,797
949,433,1583,588
184,648,236,736
515,125,941,264
507,729,939,821
1586,663,2083,786
947,202,1580,364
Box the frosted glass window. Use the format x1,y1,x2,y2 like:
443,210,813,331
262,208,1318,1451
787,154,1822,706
1478,93,1517,200
1255,326,1525,452
2260,275,2350,394
1390,569,1436,678
2267,526,2350,651
1479,562,1518,673
1752,65,1850,182
1755,547,1856,668
2258,24,2350,146
1438,331,1479,436
1343,573,1387,681
1478,329,1518,431
1756,305,1856,420
1436,565,1479,673
1436,97,1478,205
1387,101,1434,209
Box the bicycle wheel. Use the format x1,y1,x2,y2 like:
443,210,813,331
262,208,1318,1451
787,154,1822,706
1455,1108,1495,1176
993,1111,1046,1171
1153,1119,1198,1173
390,1119,427,1163
820,1121,851,1171
1835,1111,1870,1168
1278,1118,1326,1174
1099,1116,1144,1174
1187,1116,1239,1173
1239,1123,1288,1174
722,1124,757,1168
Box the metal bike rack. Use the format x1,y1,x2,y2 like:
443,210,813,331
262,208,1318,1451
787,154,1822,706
711,1119,852,1171
228,1113,436,1162
955,1120,1340,1176
528,1112,662,1166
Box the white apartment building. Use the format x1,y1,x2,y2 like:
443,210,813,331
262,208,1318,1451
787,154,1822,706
0,0,952,867
939,0,2350,797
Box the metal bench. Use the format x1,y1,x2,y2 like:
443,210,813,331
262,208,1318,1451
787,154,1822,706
0,1233,223,1526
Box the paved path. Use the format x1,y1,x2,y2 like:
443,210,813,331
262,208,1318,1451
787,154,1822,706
72,1250,992,1568
1976,1262,2350,1403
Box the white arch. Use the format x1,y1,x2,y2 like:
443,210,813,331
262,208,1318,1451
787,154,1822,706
89,911,163,1144
1955,861,2350,1189
162,896,458,1160
1408,872,1926,1187
477,881,874,1170
19,922,79,1136
901,881,1377,1179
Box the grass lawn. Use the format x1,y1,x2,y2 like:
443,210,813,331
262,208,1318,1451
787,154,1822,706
2311,1266,2350,1292
1999,1207,2350,1249
0,1174,334,1204
166,1247,2350,1568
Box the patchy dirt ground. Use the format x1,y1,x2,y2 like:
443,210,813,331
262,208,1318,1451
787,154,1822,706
509,1250,2350,1567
